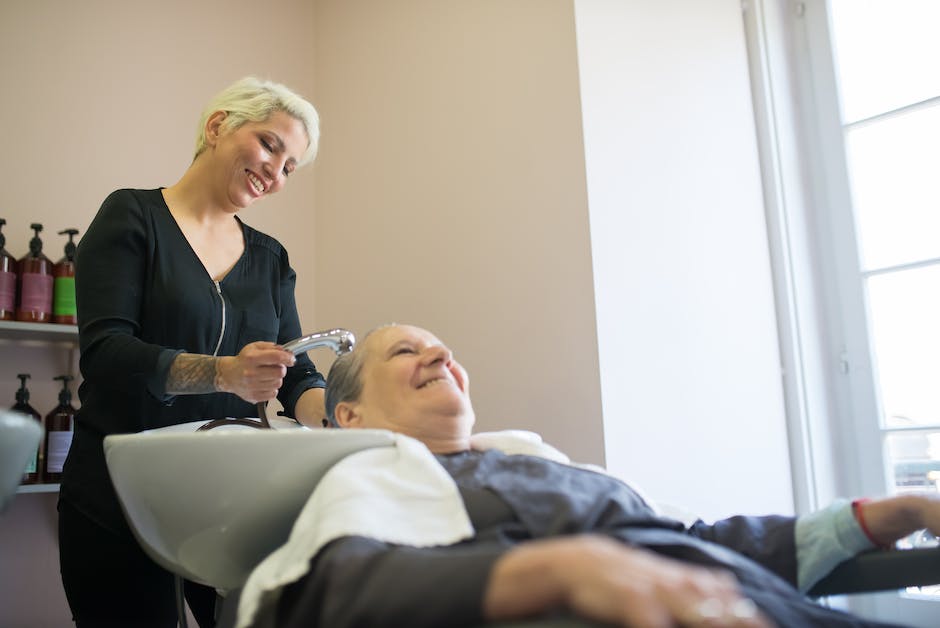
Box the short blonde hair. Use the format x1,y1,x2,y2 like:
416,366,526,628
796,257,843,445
194,76,320,166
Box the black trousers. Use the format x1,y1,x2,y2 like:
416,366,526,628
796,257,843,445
58,498,217,628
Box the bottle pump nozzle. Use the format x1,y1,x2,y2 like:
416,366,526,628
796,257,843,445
54,375,74,405
28,223,44,257
16,373,31,404
0,218,6,249
58,229,79,261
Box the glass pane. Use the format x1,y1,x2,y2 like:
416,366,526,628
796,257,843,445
845,104,940,271
829,0,940,123
867,265,940,427
886,431,940,495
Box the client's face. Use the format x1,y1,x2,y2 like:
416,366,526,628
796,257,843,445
341,325,475,451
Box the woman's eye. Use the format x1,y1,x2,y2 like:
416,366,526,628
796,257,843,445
394,347,415,355
260,138,272,151
282,167,291,178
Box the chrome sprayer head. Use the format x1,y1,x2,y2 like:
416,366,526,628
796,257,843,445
281,328,356,356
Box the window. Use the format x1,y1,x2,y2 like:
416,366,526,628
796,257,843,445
745,0,939,623
828,1,940,515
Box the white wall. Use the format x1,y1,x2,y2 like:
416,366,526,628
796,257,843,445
574,0,793,520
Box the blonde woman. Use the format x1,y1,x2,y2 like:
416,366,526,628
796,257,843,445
59,77,325,627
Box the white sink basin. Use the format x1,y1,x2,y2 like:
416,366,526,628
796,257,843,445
0,410,43,513
104,420,395,590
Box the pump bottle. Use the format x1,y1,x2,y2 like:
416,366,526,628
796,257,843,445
43,375,77,483
53,229,79,325
0,218,15,320
16,223,53,323
12,374,43,485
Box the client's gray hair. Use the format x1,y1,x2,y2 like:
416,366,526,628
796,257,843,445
325,325,396,426
324,348,368,427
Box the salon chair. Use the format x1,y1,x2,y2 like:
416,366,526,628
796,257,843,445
104,423,940,628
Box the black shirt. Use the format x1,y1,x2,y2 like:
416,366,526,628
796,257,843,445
61,188,325,534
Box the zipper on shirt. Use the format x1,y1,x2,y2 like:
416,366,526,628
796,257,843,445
212,280,226,357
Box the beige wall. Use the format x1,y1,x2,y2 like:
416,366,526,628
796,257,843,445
311,0,605,462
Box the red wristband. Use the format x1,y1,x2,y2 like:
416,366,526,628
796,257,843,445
852,498,891,549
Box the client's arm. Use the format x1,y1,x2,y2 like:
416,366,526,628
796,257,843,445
278,533,770,628
686,515,798,587
796,493,940,593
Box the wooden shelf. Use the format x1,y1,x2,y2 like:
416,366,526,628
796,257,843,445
0,320,78,344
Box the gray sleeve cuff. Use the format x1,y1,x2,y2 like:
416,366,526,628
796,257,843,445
795,498,876,592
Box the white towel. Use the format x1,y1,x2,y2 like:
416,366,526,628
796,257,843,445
236,433,473,628
469,429,572,463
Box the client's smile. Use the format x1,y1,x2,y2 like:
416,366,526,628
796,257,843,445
418,377,449,389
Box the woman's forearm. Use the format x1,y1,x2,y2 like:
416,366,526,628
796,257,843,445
166,353,226,394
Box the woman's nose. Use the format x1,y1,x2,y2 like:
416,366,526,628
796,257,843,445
263,161,287,190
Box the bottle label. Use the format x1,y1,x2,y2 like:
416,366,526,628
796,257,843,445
20,272,53,314
0,270,14,311
46,430,73,474
53,276,77,316
24,447,38,474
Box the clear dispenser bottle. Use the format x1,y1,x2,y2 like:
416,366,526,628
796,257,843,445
43,375,76,483
16,223,54,323
12,374,43,485
0,218,16,320
53,229,79,325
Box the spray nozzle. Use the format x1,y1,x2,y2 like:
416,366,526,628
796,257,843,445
59,229,79,261
0,218,6,249
54,374,74,405
28,223,43,257
16,373,31,404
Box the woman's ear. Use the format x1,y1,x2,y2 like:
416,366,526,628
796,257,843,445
204,110,227,147
334,402,362,429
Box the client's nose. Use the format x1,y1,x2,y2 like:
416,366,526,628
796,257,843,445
422,344,453,366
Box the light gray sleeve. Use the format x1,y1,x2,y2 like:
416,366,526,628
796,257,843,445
795,498,875,592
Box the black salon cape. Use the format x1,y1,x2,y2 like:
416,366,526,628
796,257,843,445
60,188,326,536
268,449,906,628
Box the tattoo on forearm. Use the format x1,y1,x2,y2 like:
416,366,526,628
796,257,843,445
167,353,222,394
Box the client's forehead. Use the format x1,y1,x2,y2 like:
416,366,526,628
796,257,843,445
363,325,441,356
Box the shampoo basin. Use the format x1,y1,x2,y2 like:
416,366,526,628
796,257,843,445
104,420,395,590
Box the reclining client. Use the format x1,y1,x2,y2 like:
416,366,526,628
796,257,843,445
236,324,940,628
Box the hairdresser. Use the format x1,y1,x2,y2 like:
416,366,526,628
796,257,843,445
58,77,327,627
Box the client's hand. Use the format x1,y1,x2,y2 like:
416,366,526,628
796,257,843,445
216,341,296,403
484,534,773,627
861,493,940,546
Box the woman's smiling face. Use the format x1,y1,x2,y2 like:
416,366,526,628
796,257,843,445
208,109,308,212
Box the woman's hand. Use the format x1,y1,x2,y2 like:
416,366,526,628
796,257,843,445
215,341,296,403
484,534,773,627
